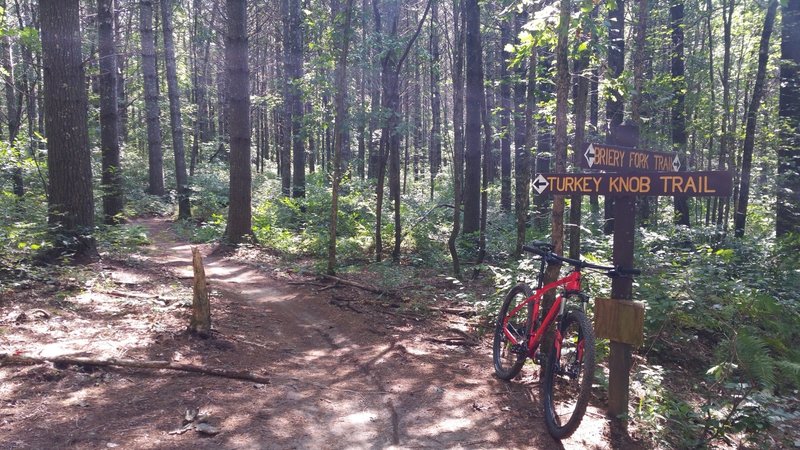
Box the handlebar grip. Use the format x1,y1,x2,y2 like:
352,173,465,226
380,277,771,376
618,267,641,276
522,245,546,256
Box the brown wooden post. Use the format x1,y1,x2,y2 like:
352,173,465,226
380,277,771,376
607,123,638,422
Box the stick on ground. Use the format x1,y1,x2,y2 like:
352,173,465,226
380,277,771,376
0,354,270,385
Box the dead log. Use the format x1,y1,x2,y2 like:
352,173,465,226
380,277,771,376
319,274,389,295
190,247,212,337
0,353,270,384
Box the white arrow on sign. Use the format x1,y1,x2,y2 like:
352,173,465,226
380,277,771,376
533,174,549,194
584,144,596,168
672,154,681,171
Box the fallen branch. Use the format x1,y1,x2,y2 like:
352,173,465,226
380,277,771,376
319,274,388,295
427,306,476,317
0,354,270,385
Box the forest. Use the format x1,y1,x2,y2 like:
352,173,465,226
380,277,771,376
1,0,800,447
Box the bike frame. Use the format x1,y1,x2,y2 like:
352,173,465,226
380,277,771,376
502,270,583,356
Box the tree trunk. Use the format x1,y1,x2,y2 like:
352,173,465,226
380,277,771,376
604,0,624,235
277,14,291,196
514,11,530,257
327,0,355,274
734,0,777,237
288,0,306,198
462,0,481,236
671,0,690,226
717,0,735,228
499,20,512,212
448,0,465,277
429,0,442,200
161,0,191,219
41,0,96,257
225,0,252,244
778,0,800,238
2,0,22,197
98,0,123,224
190,247,211,337
631,0,649,228
140,0,164,196
569,11,592,260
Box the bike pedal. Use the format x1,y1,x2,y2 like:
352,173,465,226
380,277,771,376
511,344,528,356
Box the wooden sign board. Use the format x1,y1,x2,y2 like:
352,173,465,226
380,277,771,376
532,171,732,197
580,142,681,172
594,298,645,348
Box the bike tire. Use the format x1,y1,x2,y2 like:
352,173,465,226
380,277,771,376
493,283,534,380
541,309,596,439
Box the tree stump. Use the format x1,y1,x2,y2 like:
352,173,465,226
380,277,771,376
190,247,211,337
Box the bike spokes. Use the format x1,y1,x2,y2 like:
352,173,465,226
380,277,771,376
542,310,596,439
493,284,533,380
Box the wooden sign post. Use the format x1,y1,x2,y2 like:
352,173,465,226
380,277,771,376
533,125,734,423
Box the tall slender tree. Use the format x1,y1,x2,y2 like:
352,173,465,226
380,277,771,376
328,0,355,274
287,0,306,198
448,0,465,276
462,0,481,236
734,0,778,237
514,11,530,257
428,0,442,200
604,0,624,235
161,0,191,219
225,0,252,243
40,0,96,257
778,0,800,238
140,0,164,196
2,0,22,197
671,0,690,226
499,19,512,212
98,0,123,224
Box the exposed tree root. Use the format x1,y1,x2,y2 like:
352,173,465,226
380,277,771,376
0,353,270,385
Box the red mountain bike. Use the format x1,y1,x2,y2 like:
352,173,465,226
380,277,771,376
492,241,639,439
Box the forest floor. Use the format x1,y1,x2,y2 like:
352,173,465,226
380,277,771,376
0,217,647,449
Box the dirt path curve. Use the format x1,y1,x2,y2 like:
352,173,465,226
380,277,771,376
0,218,629,449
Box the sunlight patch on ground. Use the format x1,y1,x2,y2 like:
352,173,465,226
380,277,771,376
436,416,472,432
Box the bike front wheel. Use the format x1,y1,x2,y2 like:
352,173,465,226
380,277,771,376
541,309,596,439
493,283,534,380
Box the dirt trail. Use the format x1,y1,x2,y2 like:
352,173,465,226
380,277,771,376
0,218,634,449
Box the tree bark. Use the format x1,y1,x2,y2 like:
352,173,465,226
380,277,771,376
499,20,512,212
514,11,530,257
778,0,800,238
604,0,624,235
448,0,464,277
327,0,355,274
288,0,306,198
462,0,481,236
99,0,123,224
2,0,22,197
569,10,592,260
734,0,777,237
225,0,252,244
190,247,211,337
671,0,690,226
140,0,164,196
40,0,96,258
161,0,191,219
429,0,442,200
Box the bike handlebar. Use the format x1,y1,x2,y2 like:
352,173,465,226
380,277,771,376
522,241,641,277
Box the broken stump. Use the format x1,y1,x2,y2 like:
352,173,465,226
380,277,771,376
190,246,211,337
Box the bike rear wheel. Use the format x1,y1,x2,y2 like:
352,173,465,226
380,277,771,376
493,283,534,380
541,309,596,439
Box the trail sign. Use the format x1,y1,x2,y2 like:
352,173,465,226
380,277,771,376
581,142,681,172
532,171,732,197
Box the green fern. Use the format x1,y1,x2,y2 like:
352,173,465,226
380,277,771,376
775,360,800,387
734,332,776,389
